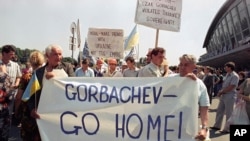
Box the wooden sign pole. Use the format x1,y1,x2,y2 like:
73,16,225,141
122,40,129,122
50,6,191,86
155,29,159,48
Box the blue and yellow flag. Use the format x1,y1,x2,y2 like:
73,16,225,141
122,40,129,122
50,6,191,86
21,73,41,102
124,24,139,51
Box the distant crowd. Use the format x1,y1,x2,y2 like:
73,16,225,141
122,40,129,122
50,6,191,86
0,44,249,141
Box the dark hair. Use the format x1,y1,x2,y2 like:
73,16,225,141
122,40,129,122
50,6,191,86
146,50,152,57
205,66,214,73
72,60,78,67
238,71,246,78
125,56,135,63
224,62,235,70
82,58,89,64
1,44,16,54
151,47,165,57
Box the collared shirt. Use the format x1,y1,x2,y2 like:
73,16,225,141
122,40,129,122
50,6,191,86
222,71,239,95
75,67,95,77
138,62,162,77
5,60,22,85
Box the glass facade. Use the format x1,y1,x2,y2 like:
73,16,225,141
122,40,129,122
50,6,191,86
201,0,250,61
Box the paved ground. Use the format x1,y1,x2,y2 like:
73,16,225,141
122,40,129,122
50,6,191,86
205,97,229,141
9,97,229,141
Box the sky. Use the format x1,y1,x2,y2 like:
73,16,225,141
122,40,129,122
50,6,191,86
0,0,226,66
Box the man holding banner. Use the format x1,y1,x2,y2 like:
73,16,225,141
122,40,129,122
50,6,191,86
27,44,75,141
169,54,210,140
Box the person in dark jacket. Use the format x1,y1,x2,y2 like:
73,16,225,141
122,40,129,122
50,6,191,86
27,44,75,141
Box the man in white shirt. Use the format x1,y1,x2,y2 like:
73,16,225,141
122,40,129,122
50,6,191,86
169,54,210,140
138,47,165,77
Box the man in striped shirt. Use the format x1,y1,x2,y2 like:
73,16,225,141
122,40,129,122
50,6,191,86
1,44,22,140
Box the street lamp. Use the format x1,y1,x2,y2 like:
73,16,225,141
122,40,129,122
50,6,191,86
69,22,76,59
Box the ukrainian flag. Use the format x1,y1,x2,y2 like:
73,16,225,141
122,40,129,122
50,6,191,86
21,72,41,102
124,24,139,51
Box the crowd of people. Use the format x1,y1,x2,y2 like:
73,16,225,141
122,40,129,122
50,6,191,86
193,61,250,135
0,43,249,141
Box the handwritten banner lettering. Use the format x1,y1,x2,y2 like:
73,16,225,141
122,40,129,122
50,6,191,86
87,28,124,59
37,77,199,141
135,0,182,32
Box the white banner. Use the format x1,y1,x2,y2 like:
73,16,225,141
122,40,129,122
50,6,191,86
135,0,182,32
37,77,199,141
87,28,124,59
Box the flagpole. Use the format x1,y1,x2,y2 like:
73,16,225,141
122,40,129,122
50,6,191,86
77,19,81,62
137,44,139,61
34,71,37,111
155,29,159,48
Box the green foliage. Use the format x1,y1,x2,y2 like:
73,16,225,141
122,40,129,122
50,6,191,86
0,46,77,64
62,57,77,63
0,46,147,67
0,47,38,64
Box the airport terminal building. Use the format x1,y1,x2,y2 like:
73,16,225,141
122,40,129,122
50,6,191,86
198,0,250,71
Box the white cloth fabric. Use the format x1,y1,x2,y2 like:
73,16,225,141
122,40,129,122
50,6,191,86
169,73,210,107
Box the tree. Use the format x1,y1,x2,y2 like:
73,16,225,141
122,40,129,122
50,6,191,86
62,57,77,64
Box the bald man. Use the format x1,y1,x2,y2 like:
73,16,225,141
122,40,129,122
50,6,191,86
103,58,122,77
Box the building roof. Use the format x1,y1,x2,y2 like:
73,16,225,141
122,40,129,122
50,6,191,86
202,0,234,48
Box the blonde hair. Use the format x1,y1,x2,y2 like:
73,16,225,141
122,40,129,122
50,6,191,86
29,51,45,70
179,54,197,64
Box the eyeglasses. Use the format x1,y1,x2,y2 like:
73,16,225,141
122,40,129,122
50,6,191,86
109,63,117,66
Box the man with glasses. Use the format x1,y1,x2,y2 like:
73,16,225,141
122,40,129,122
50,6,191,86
103,58,122,77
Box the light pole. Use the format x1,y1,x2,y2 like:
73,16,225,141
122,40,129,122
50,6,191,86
69,22,76,59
